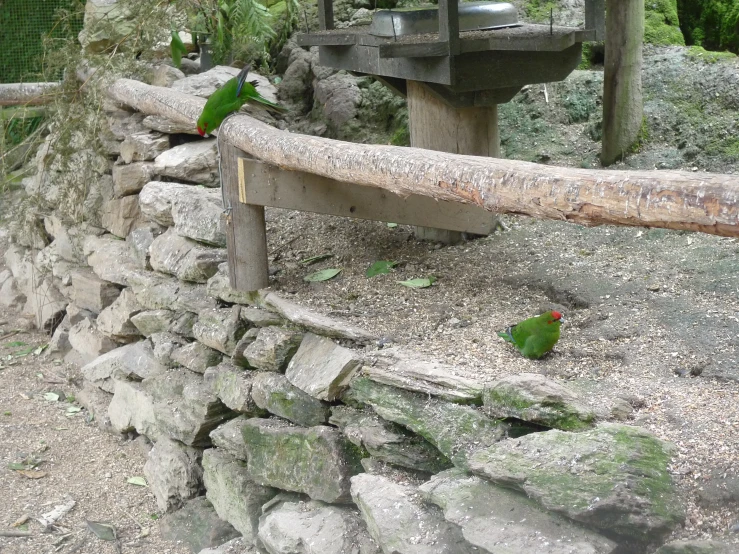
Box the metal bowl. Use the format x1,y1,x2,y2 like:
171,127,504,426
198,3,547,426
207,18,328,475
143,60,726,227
369,1,518,38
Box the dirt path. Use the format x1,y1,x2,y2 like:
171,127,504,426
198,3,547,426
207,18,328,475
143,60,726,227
0,246,192,554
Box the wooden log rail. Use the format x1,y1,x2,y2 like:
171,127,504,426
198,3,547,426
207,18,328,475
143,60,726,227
108,78,739,237
0,82,59,106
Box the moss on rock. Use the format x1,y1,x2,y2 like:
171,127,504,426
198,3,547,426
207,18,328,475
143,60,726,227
645,0,686,46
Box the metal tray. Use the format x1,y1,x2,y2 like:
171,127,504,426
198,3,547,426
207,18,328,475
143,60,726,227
369,2,518,38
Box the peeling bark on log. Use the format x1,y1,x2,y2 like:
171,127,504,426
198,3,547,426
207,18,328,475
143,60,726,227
0,82,59,106
108,78,739,237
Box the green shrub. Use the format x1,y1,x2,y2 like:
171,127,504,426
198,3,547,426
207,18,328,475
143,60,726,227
678,0,739,53
645,0,685,45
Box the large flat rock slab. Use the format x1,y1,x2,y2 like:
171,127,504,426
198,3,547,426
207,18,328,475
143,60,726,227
350,473,475,554
258,499,381,554
362,347,483,403
468,423,685,543
240,418,364,503
348,377,506,469
330,405,451,473
202,448,277,542
484,372,596,430
419,469,618,554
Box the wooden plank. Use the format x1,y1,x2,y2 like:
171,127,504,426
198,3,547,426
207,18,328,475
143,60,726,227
222,144,270,292
379,41,450,59
319,45,454,85
372,76,408,97
0,82,58,106
108,79,739,238
237,159,496,235
295,32,356,46
438,0,460,55
317,0,334,30
585,0,606,41
452,44,582,92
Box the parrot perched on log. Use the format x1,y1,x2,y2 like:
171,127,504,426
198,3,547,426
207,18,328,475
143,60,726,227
196,65,286,137
170,31,188,68
498,310,563,359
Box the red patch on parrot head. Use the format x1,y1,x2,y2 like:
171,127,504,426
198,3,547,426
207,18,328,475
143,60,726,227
197,124,206,137
548,310,563,324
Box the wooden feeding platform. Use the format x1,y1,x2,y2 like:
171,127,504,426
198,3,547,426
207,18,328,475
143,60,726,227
295,1,604,243
297,0,602,106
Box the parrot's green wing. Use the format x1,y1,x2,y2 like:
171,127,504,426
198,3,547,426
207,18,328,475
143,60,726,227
500,311,561,359
170,31,187,68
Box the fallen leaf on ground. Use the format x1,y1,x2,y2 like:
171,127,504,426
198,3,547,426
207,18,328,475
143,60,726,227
11,515,29,527
86,520,117,541
300,253,333,265
17,470,46,479
398,276,437,288
127,476,147,487
304,268,342,282
366,260,399,277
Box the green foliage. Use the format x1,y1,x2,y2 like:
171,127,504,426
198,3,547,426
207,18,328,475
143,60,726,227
563,90,596,124
1,0,175,221
390,123,410,146
686,45,737,63
0,0,84,83
678,0,739,53
629,117,650,153
524,0,557,23
2,109,45,148
181,0,299,66
644,0,685,46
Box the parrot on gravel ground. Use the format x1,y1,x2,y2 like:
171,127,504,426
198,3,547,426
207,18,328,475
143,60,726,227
170,31,188,68
196,65,286,137
498,310,563,359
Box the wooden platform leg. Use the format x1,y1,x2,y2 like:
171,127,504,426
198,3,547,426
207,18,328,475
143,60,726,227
222,143,270,292
406,80,500,244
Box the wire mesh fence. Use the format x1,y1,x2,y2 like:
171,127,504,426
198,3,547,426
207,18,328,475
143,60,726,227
0,0,84,84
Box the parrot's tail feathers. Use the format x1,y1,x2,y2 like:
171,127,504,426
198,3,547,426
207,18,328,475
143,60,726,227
498,327,516,344
235,65,252,97
253,96,288,114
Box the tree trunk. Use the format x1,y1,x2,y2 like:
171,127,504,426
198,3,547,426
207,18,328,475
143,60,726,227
108,78,739,237
601,0,644,166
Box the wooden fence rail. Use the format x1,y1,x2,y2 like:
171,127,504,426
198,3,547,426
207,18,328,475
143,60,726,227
0,82,59,107
108,78,739,238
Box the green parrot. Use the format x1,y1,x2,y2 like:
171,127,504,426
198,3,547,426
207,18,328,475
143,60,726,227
170,31,188,69
196,65,286,136
498,310,563,359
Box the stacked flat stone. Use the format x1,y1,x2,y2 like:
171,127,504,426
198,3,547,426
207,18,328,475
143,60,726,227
1,64,698,554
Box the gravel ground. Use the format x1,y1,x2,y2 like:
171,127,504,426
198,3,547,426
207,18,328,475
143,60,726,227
2,35,737,553
262,206,739,544
1,207,738,551
0,235,192,554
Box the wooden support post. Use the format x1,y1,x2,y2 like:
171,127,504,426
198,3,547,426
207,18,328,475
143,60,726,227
601,0,644,166
222,142,270,292
317,0,334,30
438,0,460,56
585,0,606,41
407,80,499,244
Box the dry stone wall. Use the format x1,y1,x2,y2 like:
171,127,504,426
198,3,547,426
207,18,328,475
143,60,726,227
2,64,720,554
